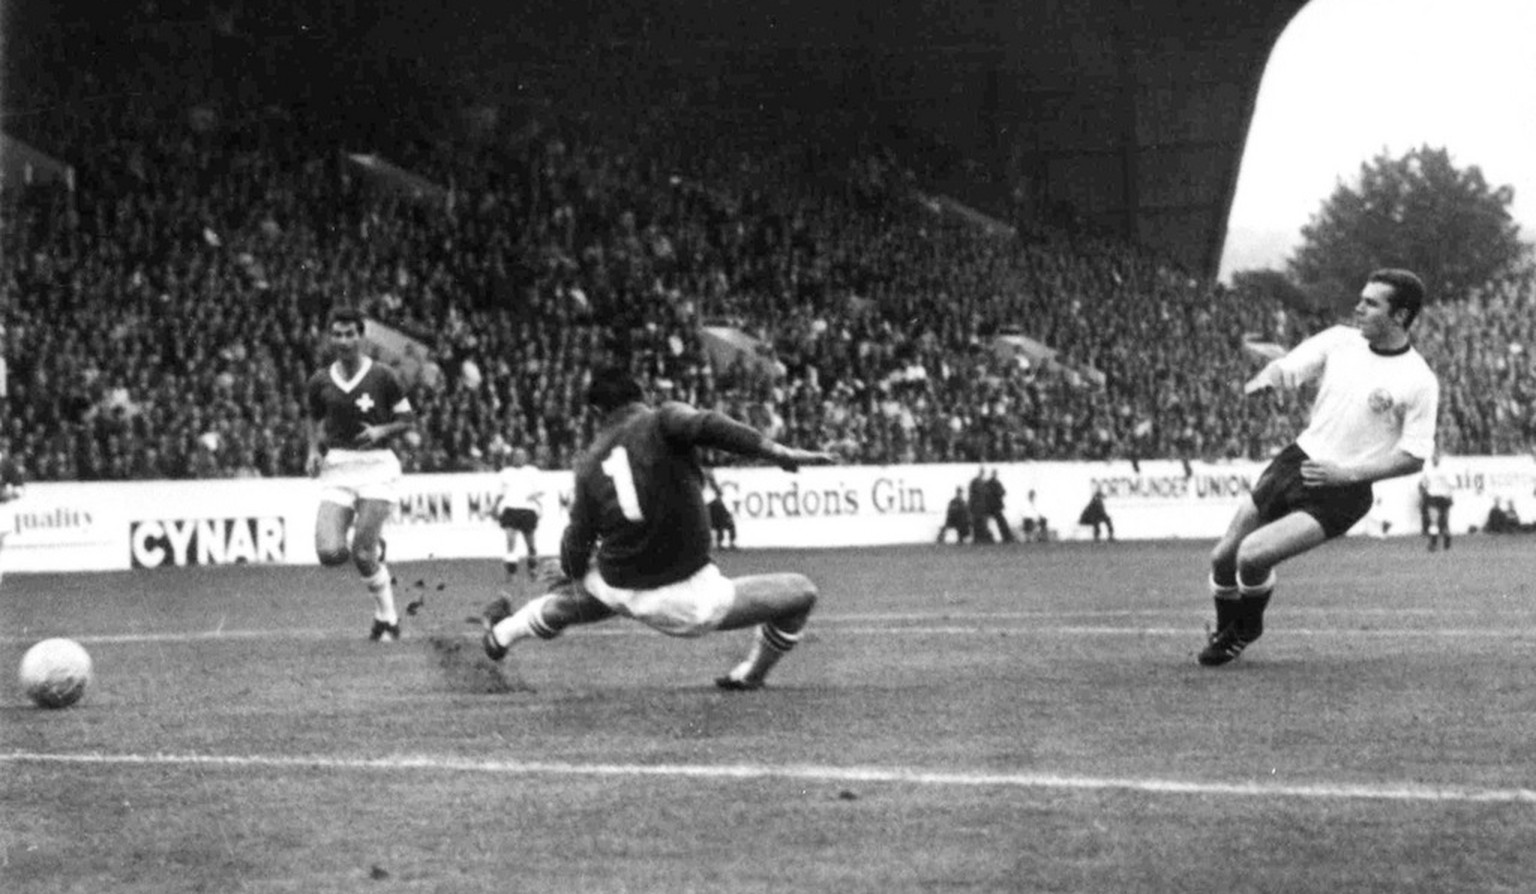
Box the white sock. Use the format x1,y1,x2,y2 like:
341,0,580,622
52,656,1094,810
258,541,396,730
1237,569,1276,599
367,565,398,624
727,624,802,684
491,594,559,648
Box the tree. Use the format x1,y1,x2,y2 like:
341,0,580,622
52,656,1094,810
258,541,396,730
1287,146,1530,307
1231,268,1325,313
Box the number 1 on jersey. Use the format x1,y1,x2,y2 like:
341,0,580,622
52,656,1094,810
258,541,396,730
601,447,645,521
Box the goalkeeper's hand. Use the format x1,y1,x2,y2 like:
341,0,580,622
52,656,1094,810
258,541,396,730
769,444,838,472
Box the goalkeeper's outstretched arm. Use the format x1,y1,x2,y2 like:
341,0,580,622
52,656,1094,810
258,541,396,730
691,409,837,471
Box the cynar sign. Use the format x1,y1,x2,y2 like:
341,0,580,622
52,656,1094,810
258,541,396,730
130,517,287,568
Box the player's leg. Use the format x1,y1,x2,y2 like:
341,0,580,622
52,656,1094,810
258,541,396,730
1232,510,1325,635
1206,496,1265,647
1202,510,1326,666
501,521,519,578
315,501,355,567
714,572,818,690
481,579,616,660
350,497,400,641
520,523,539,579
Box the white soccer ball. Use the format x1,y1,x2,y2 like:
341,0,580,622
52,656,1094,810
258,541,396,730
19,638,93,709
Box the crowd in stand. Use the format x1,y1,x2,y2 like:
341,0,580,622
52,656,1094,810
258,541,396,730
3,16,1533,483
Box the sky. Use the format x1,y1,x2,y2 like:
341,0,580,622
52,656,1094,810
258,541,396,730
1219,0,1536,281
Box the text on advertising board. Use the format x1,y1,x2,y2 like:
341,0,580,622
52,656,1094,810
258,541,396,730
130,518,287,568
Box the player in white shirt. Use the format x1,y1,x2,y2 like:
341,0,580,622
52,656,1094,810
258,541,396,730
494,447,544,579
1200,269,1439,666
1420,454,1455,551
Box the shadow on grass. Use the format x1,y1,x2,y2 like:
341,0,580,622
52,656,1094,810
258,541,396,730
424,634,535,695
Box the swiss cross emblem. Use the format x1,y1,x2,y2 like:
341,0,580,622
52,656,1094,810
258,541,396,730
355,393,375,413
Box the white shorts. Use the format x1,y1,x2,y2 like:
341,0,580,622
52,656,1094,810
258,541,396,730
582,563,736,638
318,449,402,506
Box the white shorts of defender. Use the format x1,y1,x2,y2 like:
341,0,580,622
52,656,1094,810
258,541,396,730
318,449,403,506
582,563,736,638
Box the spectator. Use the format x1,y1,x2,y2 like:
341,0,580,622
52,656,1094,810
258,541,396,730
1420,454,1454,551
984,470,1015,543
937,486,972,544
1485,498,1516,534
1020,489,1049,543
968,466,994,544
705,471,738,550
1078,488,1115,542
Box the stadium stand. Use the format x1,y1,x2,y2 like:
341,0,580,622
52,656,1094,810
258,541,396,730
2,12,1531,481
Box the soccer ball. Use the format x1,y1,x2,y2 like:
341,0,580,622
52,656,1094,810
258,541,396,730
18,638,93,709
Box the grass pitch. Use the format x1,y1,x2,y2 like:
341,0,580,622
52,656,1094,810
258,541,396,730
3,537,1534,892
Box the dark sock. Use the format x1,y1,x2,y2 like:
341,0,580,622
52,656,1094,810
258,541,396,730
1239,593,1271,642
1236,568,1275,643
1214,595,1241,632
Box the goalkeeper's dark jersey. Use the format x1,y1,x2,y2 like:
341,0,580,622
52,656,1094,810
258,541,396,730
564,402,716,589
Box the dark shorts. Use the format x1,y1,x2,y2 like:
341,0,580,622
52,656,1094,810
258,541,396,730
1079,504,1110,525
499,508,539,534
1251,443,1374,540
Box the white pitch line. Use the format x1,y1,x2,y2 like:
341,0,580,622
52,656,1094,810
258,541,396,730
3,750,1532,806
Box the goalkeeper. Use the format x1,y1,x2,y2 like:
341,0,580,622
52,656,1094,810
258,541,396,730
478,366,835,690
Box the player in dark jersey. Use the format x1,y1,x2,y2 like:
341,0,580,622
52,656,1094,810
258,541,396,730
477,365,834,690
305,306,415,641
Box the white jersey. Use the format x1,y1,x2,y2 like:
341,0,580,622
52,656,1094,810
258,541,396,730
1423,466,1454,499
495,464,543,514
1262,325,1438,468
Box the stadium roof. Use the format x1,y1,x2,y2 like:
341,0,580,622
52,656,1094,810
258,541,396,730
354,0,1314,279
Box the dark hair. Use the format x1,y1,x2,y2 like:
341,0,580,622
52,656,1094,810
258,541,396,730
326,305,366,334
1367,269,1426,328
587,366,644,412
